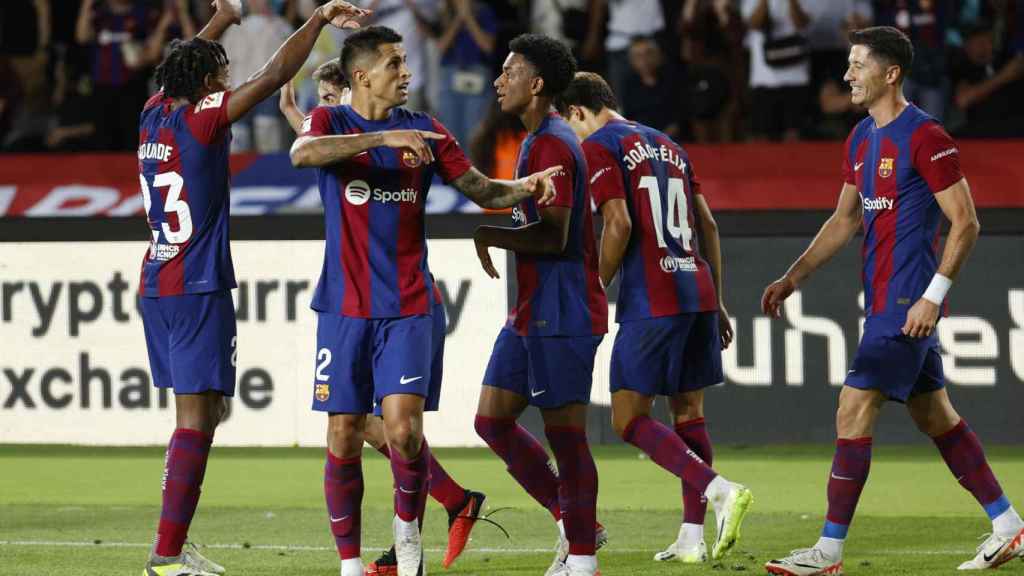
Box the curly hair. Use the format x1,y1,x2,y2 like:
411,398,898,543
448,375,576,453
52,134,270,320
554,72,619,115
340,25,403,78
155,38,229,103
312,58,349,89
508,34,577,97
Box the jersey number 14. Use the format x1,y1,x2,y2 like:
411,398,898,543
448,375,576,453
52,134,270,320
639,176,693,252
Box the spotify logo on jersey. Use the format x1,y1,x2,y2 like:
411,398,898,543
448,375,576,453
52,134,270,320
344,180,371,205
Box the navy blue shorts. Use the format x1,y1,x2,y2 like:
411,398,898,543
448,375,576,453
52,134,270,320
610,311,724,396
140,290,237,396
845,316,945,403
372,301,446,416
482,327,602,409
312,304,442,415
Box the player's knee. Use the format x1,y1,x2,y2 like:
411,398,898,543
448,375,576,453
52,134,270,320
327,419,363,457
611,413,633,440
384,421,422,459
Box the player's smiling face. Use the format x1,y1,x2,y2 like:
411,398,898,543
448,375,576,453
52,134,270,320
845,45,896,107
363,43,411,107
494,52,539,115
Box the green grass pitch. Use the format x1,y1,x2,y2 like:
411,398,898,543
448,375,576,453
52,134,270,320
2,443,1023,575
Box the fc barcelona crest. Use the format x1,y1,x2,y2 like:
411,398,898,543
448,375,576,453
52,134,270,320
878,157,894,178
402,150,422,168
315,383,330,402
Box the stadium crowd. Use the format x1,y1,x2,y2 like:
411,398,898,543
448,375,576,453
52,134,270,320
1,0,1022,160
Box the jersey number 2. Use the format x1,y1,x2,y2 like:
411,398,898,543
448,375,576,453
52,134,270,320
140,171,193,244
639,175,693,251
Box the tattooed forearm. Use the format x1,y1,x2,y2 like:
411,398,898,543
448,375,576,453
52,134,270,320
452,167,529,209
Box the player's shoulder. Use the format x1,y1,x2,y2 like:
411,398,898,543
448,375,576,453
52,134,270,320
905,106,954,143
845,115,875,149
389,106,437,130
143,91,168,111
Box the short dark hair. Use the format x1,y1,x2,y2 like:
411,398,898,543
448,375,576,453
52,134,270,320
340,26,403,78
848,26,914,82
508,33,577,97
313,58,348,89
554,72,619,115
155,38,229,103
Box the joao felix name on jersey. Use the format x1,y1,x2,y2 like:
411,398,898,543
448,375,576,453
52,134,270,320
585,119,718,323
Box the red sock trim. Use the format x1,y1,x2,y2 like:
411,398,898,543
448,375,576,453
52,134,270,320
837,436,873,447
544,425,586,435
326,450,362,466
673,417,706,432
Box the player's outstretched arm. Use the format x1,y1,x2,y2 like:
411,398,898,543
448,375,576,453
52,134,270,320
694,193,733,349
472,206,571,278
196,0,241,42
279,80,305,134
597,198,630,288
761,182,862,318
226,1,370,124
451,166,561,210
290,129,445,168
902,177,979,338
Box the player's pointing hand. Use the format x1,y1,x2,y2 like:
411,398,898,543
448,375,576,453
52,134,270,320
761,276,796,318
379,130,446,165
320,0,373,30
522,165,563,206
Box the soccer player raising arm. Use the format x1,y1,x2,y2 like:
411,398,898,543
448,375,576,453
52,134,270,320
136,3,370,576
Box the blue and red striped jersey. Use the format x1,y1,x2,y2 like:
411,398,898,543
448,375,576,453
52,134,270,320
137,91,236,297
302,105,472,318
843,104,964,319
89,2,157,87
585,119,717,322
508,113,607,337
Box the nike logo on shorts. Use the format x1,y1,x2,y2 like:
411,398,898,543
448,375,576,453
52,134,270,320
530,388,546,397
399,375,423,385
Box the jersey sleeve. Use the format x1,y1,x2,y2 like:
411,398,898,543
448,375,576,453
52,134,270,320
687,159,703,197
430,118,472,183
911,122,964,193
582,140,625,208
527,135,576,209
301,106,335,137
842,127,857,185
184,90,232,145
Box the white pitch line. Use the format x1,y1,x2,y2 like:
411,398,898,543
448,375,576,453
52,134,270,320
0,540,977,556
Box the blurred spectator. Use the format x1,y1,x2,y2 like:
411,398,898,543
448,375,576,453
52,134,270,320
1,0,51,112
0,58,24,148
531,0,588,52
435,0,497,147
74,0,168,150
679,0,746,142
220,0,293,152
468,101,525,180
803,0,872,138
875,0,953,121
45,45,99,151
621,36,683,138
583,0,666,104
949,19,1024,136
743,0,812,141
